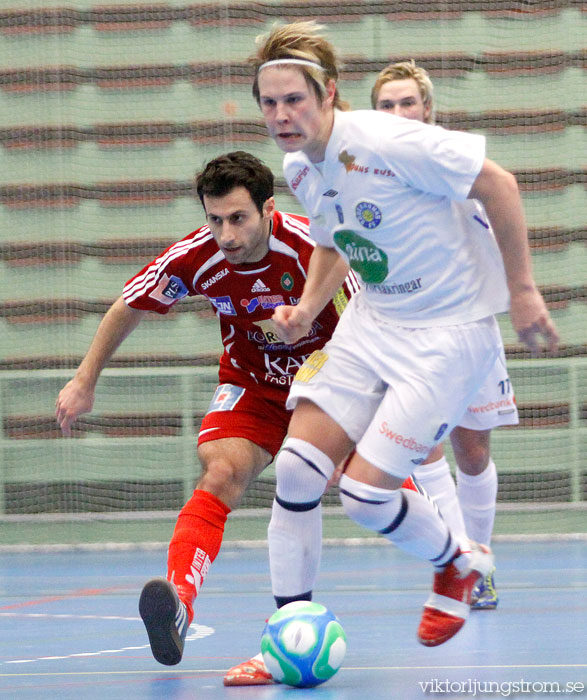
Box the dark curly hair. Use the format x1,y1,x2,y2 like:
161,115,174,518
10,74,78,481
195,151,274,215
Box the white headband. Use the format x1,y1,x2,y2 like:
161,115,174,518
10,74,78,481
258,58,326,72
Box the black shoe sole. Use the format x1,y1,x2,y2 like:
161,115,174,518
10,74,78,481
139,578,184,666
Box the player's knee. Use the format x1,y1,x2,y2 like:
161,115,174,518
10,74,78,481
197,458,249,507
275,437,335,506
455,444,490,475
339,474,402,531
451,429,491,475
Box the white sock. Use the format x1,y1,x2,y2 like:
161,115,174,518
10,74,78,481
268,498,322,598
339,475,459,565
268,438,333,599
412,457,468,541
456,459,498,546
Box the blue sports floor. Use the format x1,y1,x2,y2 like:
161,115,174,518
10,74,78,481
0,541,585,699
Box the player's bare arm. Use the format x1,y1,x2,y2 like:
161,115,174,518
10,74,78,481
55,296,148,436
468,158,559,355
272,245,349,345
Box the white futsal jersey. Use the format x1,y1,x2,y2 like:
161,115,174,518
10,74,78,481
284,109,509,327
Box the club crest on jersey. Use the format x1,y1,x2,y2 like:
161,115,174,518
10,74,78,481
209,296,236,315
280,273,294,291
356,201,382,229
148,274,189,305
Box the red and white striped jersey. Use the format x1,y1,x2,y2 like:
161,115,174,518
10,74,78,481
123,210,360,401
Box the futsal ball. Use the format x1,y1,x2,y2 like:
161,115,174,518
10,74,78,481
261,601,347,687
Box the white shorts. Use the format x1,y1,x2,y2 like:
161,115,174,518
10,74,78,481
458,349,518,430
287,294,503,479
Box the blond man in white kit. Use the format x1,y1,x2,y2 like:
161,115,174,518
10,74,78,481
371,59,521,610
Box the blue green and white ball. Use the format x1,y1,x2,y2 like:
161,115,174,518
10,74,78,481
261,601,347,687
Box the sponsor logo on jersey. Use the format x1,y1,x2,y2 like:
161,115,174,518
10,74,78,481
201,268,229,290
148,273,189,305
332,287,349,316
291,165,310,191
281,272,294,291
379,422,431,455
251,278,270,293
333,229,388,284
207,383,245,412
322,189,338,197
249,319,323,348
249,319,283,345
241,295,285,313
338,150,369,174
373,168,395,178
264,352,313,385
209,295,236,315
356,201,382,229
365,279,423,295
335,204,344,223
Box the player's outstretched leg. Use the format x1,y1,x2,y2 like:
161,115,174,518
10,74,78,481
139,578,190,665
224,653,275,686
418,542,494,646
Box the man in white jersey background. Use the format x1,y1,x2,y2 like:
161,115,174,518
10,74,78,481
55,151,360,672
371,59,520,610
251,20,558,651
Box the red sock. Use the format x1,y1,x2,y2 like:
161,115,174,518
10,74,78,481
167,489,231,623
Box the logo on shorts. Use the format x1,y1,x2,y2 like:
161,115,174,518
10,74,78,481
207,384,245,412
355,202,382,229
379,422,431,455
333,230,388,284
434,423,448,441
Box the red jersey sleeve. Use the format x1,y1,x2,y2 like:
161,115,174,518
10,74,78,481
122,226,213,314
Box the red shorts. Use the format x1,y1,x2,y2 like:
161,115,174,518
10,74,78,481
197,383,291,458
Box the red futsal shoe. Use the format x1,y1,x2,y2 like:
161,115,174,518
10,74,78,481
418,543,494,647
223,654,274,686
